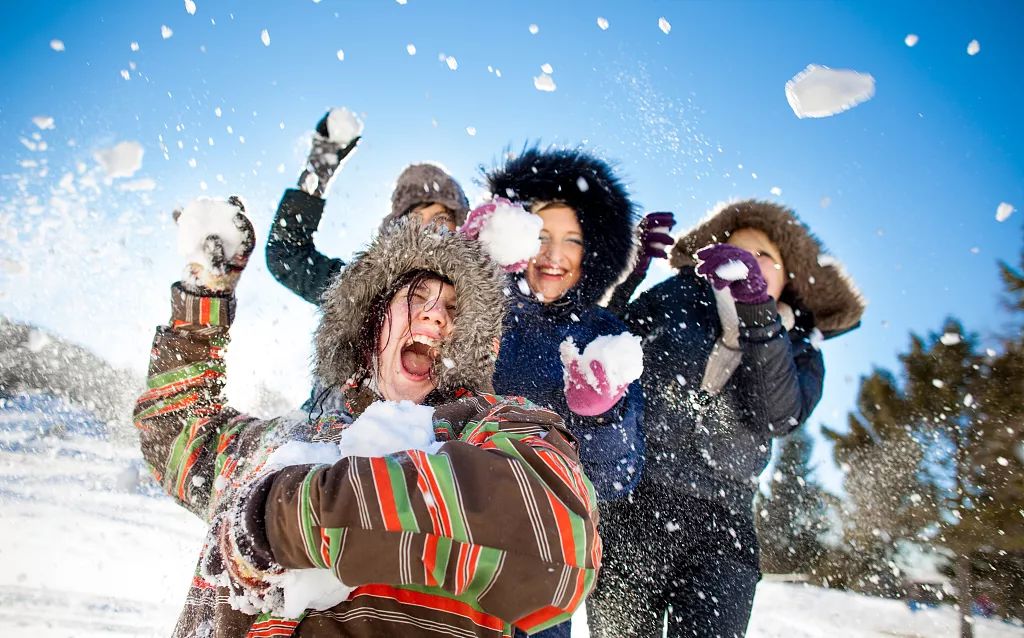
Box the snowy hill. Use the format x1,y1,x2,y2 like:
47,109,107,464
0,395,1021,638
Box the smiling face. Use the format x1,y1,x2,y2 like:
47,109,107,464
411,203,456,231
726,227,786,300
375,276,456,403
525,204,584,303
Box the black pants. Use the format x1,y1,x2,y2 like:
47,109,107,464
588,489,761,638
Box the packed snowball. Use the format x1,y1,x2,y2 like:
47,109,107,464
325,107,364,145
561,332,645,391
175,197,247,271
785,64,875,119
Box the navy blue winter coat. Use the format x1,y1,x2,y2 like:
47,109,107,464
494,284,645,502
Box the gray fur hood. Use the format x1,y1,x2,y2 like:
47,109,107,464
671,199,866,336
315,220,506,395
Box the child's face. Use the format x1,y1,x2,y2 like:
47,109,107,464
411,203,456,231
727,227,786,300
525,204,584,302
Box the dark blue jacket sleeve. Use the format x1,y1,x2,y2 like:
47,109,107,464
731,301,825,438
265,188,345,305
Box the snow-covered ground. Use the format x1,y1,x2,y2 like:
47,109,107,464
0,395,1021,638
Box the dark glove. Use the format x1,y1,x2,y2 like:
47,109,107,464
633,211,675,273
694,243,770,304
298,111,362,198
174,195,255,294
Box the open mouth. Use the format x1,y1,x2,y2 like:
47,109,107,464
399,334,440,380
538,265,566,280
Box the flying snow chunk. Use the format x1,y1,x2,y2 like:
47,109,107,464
336,49,345,61
576,177,589,192
466,126,477,136
996,202,1015,222
395,0,407,4
529,23,539,35
474,199,543,269
161,25,173,39
770,186,782,196
176,198,248,271
120,69,130,80
260,29,270,46
184,0,197,15
130,41,140,51
445,56,458,71
967,39,980,56
541,63,553,74
940,332,961,346
658,17,671,34
94,141,144,178
597,17,609,30
406,43,416,55
32,116,55,130
904,34,918,47
50,39,65,52
931,379,945,389
533,73,556,92
325,107,364,145
785,64,875,119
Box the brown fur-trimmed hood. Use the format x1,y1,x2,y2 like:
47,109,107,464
671,199,865,335
315,220,506,395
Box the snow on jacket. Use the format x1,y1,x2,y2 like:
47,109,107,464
136,224,600,637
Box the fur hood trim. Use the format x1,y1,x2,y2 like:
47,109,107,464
484,145,639,307
315,221,505,394
671,199,865,335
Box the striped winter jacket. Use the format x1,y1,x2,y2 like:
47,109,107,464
135,284,602,637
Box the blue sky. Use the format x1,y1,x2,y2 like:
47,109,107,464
1,0,1022,493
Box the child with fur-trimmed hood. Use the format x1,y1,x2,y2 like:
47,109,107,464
588,200,865,638
137,200,600,637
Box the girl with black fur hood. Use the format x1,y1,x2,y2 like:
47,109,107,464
137,202,601,637
588,200,865,637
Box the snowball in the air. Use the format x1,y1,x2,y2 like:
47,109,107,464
476,199,543,268
94,141,144,178
325,107,364,145
406,44,416,55
597,17,609,30
996,202,1015,222
336,49,345,61
185,0,197,15
50,39,65,52
561,333,644,391
785,64,875,119
967,39,980,56
904,34,918,47
260,29,270,47
534,73,556,92
715,259,749,282
445,56,458,71
658,17,671,34
529,23,539,35
176,198,247,270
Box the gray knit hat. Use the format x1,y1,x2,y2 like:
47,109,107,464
384,163,470,228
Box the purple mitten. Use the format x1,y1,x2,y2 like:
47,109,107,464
694,243,770,304
564,359,628,417
633,211,676,274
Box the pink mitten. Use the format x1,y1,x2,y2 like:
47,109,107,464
563,358,628,417
459,197,535,273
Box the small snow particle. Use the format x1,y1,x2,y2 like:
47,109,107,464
185,0,197,15
50,39,65,52
940,332,961,346
441,358,455,369
260,29,270,46
445,55,458,71
533,73,556,92
120,69,130,80
528,23,539,35
904,34,918,47
465,126,477,136
666,521,681,532
597,17,609,30
336,49,345,61
931,379,945,389
406,44,416,55
541,63,553,74
820,196,832,208
396,0,407,4
770,186,782,196
967,39,980,56
963,393,974,407
161,25,173,39
214,106,222,118
130,41,140,52
32,116,55,130
996,202,1015,222
658,17,671,34
675,374,687,387
997,456,1009,467
786,64,875,118
576,176,589,192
